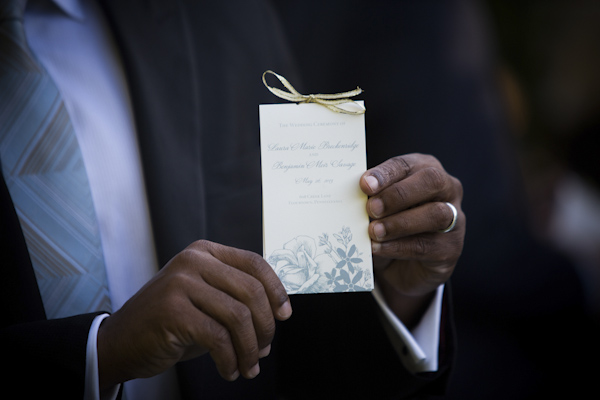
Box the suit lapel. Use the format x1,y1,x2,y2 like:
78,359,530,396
98,0,299,264
98,0,206,266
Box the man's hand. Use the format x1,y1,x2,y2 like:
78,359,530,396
360,153,464,327
97,240,292,390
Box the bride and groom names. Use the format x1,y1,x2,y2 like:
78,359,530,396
267,140,360,172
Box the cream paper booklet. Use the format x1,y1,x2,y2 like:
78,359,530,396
259,99,373,294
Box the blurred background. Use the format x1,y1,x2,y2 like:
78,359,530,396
486,0,600,320
271,0,600,398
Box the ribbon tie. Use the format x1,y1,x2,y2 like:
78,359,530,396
262,70,365,115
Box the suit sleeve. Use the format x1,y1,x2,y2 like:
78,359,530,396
1,172,101,399
1,314,102,398
273,288,455,399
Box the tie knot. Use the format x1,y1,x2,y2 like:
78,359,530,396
0,0,44,74
0,0,26,22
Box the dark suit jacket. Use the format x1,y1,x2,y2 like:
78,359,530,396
1,0,453,399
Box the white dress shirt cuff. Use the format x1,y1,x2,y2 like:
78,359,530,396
84,313,120,400
372,284,444,373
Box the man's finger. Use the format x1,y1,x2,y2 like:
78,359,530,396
197,254,277,351
360,153,442,196
184,309,240,381
185,275,262,379
369,202,460,241
366,168,456,218
191,240,292,320
371,233,462,265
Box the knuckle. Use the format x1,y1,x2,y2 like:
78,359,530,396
244,278,267,300
227,302,253,328
165,269,194,290
423,153,441,166
393,182,411,204
246,251,268,273
208,323,232,351
388,215,408,235
165,253,197,280
169,248,211,278
171,248,195,266
435,255,459,277
391,155,411,176
422,167,447,190
160,275,198,313
432,202,450,225
373,156,411,186
191,239,213,252
245,253,286,299
430,234,464,270
411,237,430,257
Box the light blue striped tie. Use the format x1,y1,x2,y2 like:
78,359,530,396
0,0,111,319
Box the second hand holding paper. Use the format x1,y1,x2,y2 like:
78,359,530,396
259,71,373,294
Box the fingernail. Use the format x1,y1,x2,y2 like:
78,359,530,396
278,300,292,320
259,344,271,358
247,363,260,379
369,198,384,217
373,223,386,240
365,175,379,192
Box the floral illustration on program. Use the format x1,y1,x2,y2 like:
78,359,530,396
267,226,373,294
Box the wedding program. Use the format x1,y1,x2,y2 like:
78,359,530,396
259,102,373,294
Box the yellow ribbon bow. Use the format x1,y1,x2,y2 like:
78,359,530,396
262,70,365,115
